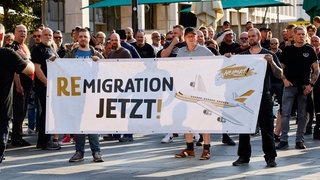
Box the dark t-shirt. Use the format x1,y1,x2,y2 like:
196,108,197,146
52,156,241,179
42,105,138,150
162,41,187,57
132,43,155,58
219,41,240,55
271,49,283,84
0,48,27,120
280,44,317,86
120,42,140,58
108,47,132,59
261,39,270,49
240,48,282,94
31,43,55,91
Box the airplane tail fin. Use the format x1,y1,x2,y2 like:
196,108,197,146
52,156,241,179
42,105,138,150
190,75,207,92
234,90,254,103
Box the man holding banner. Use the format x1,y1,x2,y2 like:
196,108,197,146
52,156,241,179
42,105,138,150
63,28,105,163
174,27,214,160
227,28,283,168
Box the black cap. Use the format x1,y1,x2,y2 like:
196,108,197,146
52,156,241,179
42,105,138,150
116,29,126,39
259,26,271,31
223,21,230,25
184,27,197,36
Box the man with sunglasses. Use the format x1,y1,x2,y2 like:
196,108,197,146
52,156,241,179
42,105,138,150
235,32,250,54
53,30,68,58
29,29,42,53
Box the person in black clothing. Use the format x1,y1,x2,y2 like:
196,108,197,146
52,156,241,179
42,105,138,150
219,30,240,55
7,25,33,147
269,38,283,142
307,35,320,139
32,28,61,150
276,26,319,150
132,30,155,58
227,28,283,168
53,30,68,58
260,27,271,49
161,25,187,57
235,32,250,54
0,23,34,163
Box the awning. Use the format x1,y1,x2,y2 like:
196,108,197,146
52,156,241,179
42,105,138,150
82,0,202,9
221,0,291,9
303,0,320,22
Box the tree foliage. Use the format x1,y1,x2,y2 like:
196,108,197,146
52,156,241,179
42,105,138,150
0,0,43,33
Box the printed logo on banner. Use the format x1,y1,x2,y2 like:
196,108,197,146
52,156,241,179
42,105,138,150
216,64,256,81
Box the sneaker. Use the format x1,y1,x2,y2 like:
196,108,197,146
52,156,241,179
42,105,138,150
161,134,173,143
69,152,84,162
119,136,134,142
27,128,36,135
295,142,306,149
93,152,104,162
43,141,61,150
103,134,115,141
232,157,249,166
11,139,31,146
59,136,72,145
222,138,236,146
199,150,210,160
266,159,277,167
175,149,195,158
276,141,289,150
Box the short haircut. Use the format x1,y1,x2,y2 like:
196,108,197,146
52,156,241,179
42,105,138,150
286,24,297,30
248,28,261,37
294,26,306,34
173,25,184,32
33,28,42,34
198,26,207,31
313,16,320,23
96,31,106,38
78,28,89,34
306,24,317,32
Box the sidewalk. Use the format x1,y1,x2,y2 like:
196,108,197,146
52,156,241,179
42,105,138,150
1,120,320,179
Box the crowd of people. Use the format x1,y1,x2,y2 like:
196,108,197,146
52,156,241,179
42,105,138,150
1,16,320,168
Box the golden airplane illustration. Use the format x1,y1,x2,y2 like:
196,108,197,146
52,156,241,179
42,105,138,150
175,75,254,126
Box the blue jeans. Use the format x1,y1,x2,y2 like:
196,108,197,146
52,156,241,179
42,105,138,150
75,134,100,155
280,86,307,143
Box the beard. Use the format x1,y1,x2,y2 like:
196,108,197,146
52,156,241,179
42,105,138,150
249,41,258,46
111,44,119,50
79,41,87,48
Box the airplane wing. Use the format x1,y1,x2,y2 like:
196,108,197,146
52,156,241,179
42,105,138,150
197,101,243,126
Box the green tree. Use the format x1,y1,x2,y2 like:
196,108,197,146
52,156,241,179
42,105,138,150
0,0,43,33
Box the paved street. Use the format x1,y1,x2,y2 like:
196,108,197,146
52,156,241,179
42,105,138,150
1,120,320,180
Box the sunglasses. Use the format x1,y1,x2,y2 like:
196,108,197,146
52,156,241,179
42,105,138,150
240,37,248,40
33,35,41,38
54,36,62,39
270,42,278,45
95,48,103,52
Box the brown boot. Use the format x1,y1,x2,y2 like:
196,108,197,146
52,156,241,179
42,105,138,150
175,149,195,158
199,149,210,160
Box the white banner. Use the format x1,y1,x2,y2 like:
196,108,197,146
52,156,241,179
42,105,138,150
46,55,267,134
